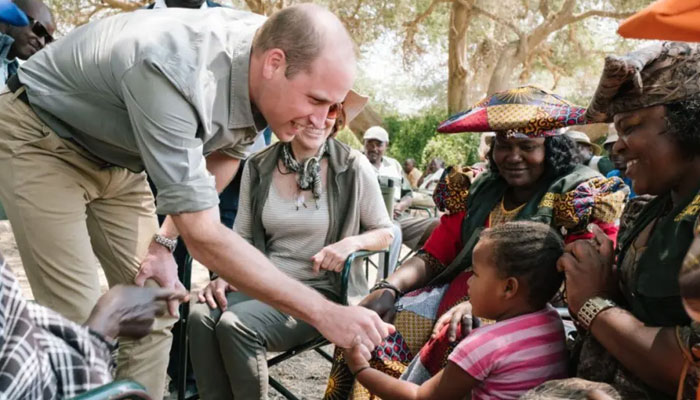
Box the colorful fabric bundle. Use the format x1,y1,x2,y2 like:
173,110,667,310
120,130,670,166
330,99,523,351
437,86,587,137
431,166,482,214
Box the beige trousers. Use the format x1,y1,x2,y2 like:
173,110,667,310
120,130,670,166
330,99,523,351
0,89,172,398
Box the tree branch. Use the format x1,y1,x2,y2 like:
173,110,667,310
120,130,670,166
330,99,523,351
403,0,452,63
570,9,635,24
471,4,523,38
404,0,451,30
538,0,550,19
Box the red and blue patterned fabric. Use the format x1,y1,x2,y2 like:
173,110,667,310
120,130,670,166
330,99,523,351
437,86,587,137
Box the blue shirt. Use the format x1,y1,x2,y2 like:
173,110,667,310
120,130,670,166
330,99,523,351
0,33,17,87
607,169,636,199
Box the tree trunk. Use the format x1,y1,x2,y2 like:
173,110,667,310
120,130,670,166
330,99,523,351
486,41,520,94
446,0,474,114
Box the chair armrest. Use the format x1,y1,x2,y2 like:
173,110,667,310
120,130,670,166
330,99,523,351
70,380,151,400
340,250,388,305
409,205,435,218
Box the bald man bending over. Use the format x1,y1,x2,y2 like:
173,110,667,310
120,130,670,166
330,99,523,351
0,4,392,398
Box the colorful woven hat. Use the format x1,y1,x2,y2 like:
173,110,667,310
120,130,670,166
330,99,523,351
436,86,587,137
618,0,700,42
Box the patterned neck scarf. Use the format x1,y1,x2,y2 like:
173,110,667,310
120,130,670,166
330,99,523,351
281,141,326,203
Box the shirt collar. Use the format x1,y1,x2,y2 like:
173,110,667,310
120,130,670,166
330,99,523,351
228,25,267,131
152,0,208,9
0,34,15,63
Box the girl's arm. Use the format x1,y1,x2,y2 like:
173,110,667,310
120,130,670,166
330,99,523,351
355,362,478,400
345,344,478,400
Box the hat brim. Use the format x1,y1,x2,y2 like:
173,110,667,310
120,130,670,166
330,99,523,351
437,86,587,137
342,90,368,125
618,0,700,42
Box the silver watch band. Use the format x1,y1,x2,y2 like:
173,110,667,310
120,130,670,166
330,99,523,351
153,233,177,253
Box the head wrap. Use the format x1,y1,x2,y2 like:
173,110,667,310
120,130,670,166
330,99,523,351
586,42,700,123
437,85,587,138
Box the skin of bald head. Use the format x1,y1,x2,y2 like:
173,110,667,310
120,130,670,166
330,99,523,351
6,0,55,60
248,4,356,144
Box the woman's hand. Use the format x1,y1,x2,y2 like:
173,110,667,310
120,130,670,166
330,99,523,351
557,224,618,315
359,289,398,323
312,237,359,273
197,277,237,310
431,301,476,342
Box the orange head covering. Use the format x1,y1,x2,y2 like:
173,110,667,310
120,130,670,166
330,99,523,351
618,0,700,42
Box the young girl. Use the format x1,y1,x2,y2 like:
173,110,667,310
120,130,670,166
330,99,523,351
345,221,568,400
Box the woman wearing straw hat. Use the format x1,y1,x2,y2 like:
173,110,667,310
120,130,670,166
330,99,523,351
188,91,395,400
323,86,628,400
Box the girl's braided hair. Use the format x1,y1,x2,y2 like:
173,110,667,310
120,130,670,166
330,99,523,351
480,221,564,308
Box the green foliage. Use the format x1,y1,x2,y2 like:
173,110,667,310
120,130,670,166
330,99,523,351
335,128,362,150
421,134,480,169
380,110,479,169
383,110,444,166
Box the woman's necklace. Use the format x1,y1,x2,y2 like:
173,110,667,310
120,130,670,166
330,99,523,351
280,142,326,210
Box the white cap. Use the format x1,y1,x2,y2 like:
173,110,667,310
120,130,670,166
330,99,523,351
363,126,389,143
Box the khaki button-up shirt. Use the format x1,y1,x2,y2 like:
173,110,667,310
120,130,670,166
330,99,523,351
18,8,267,215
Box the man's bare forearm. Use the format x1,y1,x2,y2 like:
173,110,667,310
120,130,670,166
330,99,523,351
175,208,332,325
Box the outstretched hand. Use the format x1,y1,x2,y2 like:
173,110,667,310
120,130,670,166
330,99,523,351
85,285,189,340
343,341,372,374
315,303,395,350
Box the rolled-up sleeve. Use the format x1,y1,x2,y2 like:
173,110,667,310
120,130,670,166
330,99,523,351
219,137,257,160
120,62,219,215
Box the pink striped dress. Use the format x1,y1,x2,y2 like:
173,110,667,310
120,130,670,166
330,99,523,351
447,305,567,400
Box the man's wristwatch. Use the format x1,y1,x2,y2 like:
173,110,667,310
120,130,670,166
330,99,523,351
370,280,403,298
577,297,616,330
153,233,177,253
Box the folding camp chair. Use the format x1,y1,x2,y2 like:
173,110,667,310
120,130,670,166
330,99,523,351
268,249,389,400
173,249,389,400
71,380,151,400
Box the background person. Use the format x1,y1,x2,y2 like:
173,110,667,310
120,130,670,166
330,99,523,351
565,130,613,175
403,158,421,189
0,0,53,86
363,126,439,279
